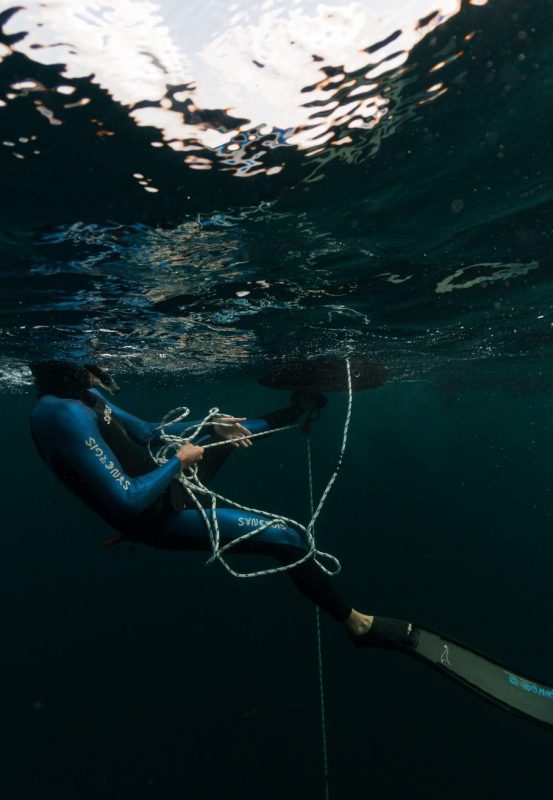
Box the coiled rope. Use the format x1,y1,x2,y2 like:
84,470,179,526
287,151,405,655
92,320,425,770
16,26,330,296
147,359,353,580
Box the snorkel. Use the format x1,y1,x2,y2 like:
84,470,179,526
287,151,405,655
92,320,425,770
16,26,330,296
85,364,120,396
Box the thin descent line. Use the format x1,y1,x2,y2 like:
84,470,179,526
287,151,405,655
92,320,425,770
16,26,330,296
308,435,330,800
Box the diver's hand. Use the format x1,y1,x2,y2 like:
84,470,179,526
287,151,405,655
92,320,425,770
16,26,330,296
213,416,252,447
176,443,204,468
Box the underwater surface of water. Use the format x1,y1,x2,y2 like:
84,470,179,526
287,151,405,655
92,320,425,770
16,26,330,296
2,1,553,797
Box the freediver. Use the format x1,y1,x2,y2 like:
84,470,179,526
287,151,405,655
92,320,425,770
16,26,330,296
29,360,417,649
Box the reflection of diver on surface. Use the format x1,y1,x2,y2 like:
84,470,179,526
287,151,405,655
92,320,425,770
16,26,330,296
28,360,553,728
29,360,411,647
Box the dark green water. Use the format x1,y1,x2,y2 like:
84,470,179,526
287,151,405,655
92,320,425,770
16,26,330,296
3,0,553,796
4,378,553,798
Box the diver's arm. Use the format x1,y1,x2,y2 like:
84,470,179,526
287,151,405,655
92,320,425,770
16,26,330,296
58,403,186,516
89,389,157,443
148,418,213,444
89,389,212,445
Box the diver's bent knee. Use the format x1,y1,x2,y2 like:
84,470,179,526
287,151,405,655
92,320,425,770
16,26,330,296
275,524,308,551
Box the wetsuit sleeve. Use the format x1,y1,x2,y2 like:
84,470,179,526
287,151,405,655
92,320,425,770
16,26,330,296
149,419,212,444
90,390,211,445
58,403,182,517
89,390,158,443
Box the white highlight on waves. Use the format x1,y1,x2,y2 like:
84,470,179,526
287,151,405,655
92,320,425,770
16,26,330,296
4,0,464,151
436,261,540,294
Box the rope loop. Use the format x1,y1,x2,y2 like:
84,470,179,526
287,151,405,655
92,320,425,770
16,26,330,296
148,359,354,579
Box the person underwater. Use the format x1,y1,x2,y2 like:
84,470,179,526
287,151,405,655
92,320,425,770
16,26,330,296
29,359,417,650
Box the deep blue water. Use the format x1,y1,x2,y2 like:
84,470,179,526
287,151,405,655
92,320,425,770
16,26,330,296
2,1,553,797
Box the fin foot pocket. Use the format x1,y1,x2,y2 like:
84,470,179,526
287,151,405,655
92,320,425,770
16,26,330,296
349,617,420,650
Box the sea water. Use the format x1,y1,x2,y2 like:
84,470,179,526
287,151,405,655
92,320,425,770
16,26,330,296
2,1,553,797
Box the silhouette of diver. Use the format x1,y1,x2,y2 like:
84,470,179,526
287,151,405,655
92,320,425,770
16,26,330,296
29,360,416,649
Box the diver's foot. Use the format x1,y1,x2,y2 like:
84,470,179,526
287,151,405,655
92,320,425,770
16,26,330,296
344,609,374,636
345,610,418,649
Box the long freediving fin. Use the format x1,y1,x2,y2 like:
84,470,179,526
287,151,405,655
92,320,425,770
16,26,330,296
407,627,553,728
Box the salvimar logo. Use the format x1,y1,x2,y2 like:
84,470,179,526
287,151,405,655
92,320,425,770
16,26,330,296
508,674,553,698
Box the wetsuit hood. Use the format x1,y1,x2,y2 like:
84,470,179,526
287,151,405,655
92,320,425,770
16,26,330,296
29,359,120,399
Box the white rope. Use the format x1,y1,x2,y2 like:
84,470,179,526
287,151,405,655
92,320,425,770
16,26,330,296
147,360,353,579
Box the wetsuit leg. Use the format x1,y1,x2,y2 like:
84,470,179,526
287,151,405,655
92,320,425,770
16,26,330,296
133,506,351,623
259,541,352,623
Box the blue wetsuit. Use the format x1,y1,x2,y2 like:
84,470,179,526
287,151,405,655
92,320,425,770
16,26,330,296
30,390,351,621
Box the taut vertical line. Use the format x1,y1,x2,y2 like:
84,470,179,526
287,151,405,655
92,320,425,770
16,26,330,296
307,435,330,800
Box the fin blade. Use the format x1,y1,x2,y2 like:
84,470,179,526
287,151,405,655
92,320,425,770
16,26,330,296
412,628,553,728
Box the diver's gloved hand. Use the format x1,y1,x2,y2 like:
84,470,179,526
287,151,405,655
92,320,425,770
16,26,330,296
290,390,328,413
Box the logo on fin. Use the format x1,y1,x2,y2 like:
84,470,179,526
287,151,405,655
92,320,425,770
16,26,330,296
508,673,553,698
440,644,452,666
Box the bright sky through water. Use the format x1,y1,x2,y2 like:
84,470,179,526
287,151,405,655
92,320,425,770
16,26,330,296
3,0,479,152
